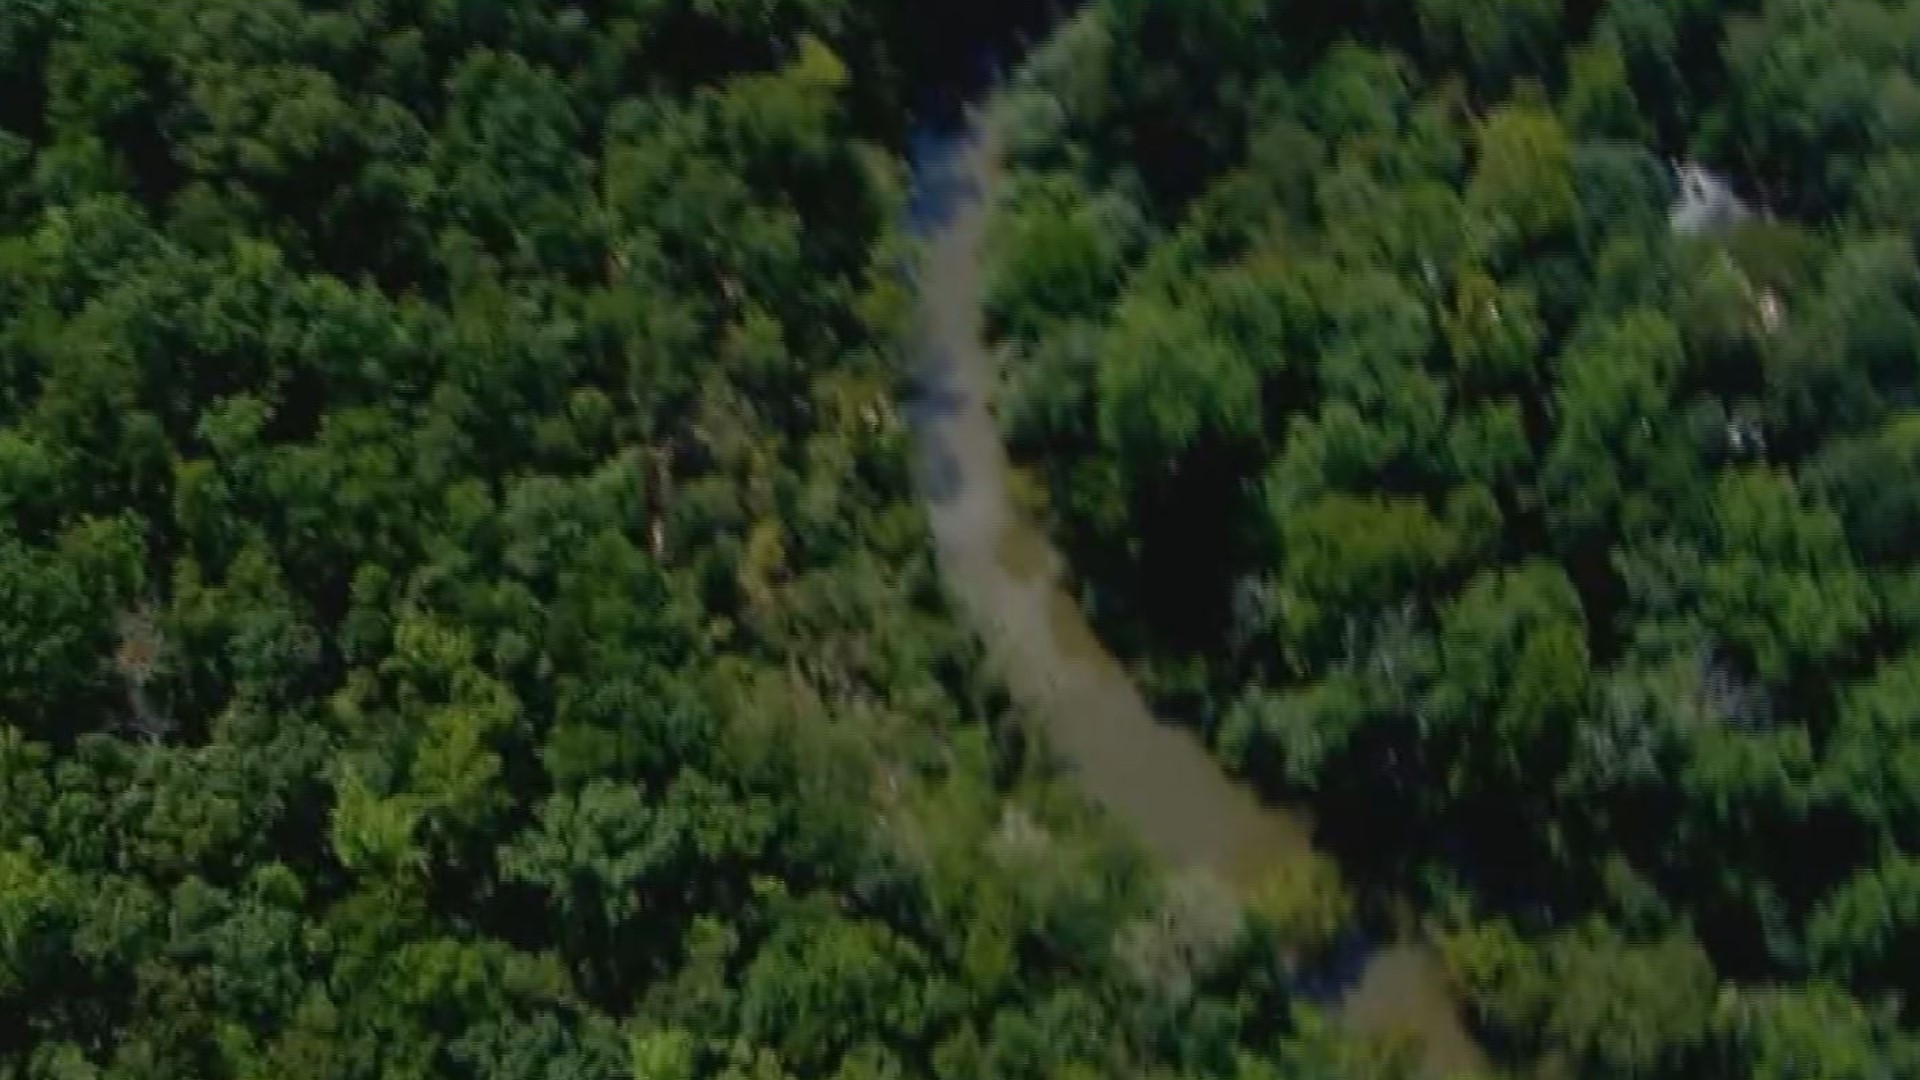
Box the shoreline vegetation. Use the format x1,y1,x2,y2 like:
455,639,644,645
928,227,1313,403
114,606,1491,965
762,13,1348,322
0,2,1914,1078
0,3,1444,1078
986,1,1920,1077
906,102,1487,1079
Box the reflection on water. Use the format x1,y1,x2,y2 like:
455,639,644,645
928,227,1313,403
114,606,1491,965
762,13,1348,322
904,115,1490,1080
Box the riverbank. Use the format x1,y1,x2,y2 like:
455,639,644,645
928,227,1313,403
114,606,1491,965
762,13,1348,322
905,108,1490,1080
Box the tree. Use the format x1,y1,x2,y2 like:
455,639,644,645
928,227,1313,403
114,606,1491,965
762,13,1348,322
1710,0,1920,216
739,910,926,1074
1465,105,1577,260
1768,237,1920,440
979,4,1920,1076
1274,493,1460,649
1571,141,1671,254
1562,38,1647,141
1301,44,1412,147
499,780,679,945
1245,853,1355,954
0,848,76,999
16,1,1920,1076
1445,920,1716,1073
1415,0,1564,90
1544,924,1716,1075
1426,561,1590,788
1097,294,1263,469
1807,412,1920,564
1541,309,1691,538
1442,272,1543,381
1808,855,1920,992
1716,983,1920,1080
1701,469,1874,682
1820,651,1920,841
987,173,1142,341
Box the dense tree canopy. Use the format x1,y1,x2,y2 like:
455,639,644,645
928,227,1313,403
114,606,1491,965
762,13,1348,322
992,0,1920,1075
0,2,1414,1078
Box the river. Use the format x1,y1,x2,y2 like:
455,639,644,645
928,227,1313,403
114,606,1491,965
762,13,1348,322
904,116,1490,1079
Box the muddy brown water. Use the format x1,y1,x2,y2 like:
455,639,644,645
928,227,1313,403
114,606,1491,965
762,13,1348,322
905,117,1490,1079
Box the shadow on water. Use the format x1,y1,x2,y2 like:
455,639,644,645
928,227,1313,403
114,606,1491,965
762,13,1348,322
902,107,1492,1080
908,400,967,507
903,345,970,422
907,130,985,235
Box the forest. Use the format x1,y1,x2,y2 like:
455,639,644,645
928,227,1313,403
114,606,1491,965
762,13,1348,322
989,0,1920,1076
2,0,1918,1078
0,1,1386,1078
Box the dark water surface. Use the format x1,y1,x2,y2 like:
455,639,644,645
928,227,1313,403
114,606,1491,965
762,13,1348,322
904,117,1490,1079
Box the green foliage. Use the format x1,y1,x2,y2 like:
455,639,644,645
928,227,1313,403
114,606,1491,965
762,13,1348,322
1807,856,1920,986
740,909,927,1072
986,173,1141,340
1098,294,1263,466
1716,984,1920,1080
1562,38,1648,141
1274,494,1462,645
1819,651,1920,840
1245,854,1355,954
1416,0,1565,89
1302,44,1414,146
0,4,1342,1078
9,0,1920,1074
1445,920,1718,1074
990,1,1920,1075
1542,308,1689,536
1466,106,1578,259
1701,469,1874,680
1709,0,1920,217
1425,561,1590,794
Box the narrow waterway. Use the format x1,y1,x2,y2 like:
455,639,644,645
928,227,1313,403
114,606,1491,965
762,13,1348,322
905,116,1489,1079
